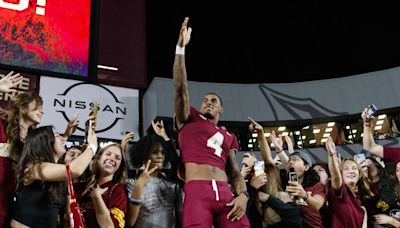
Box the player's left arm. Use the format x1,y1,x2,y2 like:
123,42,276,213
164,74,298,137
226,148,248,221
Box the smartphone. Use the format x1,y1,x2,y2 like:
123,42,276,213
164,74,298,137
83,119,92,144
365,104,378,120
354,153,366,164
289,167,298,182
83,103,98,143
90,102,99,129
254,161,265,176
289,171,298,183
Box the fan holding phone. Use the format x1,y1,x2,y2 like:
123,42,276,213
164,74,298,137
84,102,99,144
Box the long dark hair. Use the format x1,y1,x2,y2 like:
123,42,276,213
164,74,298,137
16,126,65,203
82,144,127,196
302,168,321,188
7,93,42,161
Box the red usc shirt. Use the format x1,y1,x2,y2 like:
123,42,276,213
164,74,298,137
178,107,238,171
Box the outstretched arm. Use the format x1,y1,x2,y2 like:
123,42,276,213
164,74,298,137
226,149,248,221
29,127,97,181
284,135,295,154
270,131,289,168
248,117,275,166
361,108,383,158
173,17,192,130
326,136,342,190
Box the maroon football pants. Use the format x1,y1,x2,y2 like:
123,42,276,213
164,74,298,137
182,180,250,228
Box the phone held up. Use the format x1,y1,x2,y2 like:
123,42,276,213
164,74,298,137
365,104,378,120
288,167,306,205
288,167,298,183
254,161,265,177
354,153,366,165
84,102,99,143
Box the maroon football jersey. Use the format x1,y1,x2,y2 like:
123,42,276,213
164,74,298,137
178,106,239,170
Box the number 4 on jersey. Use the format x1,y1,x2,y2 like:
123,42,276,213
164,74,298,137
207,132,224,157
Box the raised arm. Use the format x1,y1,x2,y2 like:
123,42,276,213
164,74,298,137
152,120,170,141
284,135,295,154
361,108,383,158
270,131,289,167
63,113,79,138
29,127,97,181
326,136,342,190
121,132,134,153
248,117,275,166
152,120,181,183
173,17,192,130
127,160,158,227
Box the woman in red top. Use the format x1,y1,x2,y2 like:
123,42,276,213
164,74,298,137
78,143,128,228
326,136,374,228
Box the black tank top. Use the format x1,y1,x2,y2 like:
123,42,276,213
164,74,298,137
12,181,62,228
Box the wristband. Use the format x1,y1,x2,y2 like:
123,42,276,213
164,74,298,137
329,153,336,156
364,123,371,128
128,197,143,205
88,144,98,155
276,149,283,154
175,45,185,55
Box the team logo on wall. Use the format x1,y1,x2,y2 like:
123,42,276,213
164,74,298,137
258,84,349,121
55,82,126,133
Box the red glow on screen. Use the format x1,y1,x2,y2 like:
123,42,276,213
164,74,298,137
0,0,92,76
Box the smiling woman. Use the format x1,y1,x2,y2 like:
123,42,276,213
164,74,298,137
76,143,128,228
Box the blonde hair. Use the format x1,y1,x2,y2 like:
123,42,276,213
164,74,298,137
340,158,374,200
81,143,127,196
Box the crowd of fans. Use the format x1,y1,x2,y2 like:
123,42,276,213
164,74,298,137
2,17,400,228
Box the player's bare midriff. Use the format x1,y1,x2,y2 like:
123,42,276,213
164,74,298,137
184,162,228,182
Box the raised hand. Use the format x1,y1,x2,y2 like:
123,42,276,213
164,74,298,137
137,159,158,187
0,71,23,93
325,136,336,156
361,107,373,123
248,117,263,133
240,165,252,178
64,113,79,138
270,130,284,152
284,135,295,154
121,132,134,152
152,120,169,141
177,17,192,47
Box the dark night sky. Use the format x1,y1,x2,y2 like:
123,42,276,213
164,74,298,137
145,0,400,84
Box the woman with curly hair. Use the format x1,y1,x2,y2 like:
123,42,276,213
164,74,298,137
126,120,182,228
